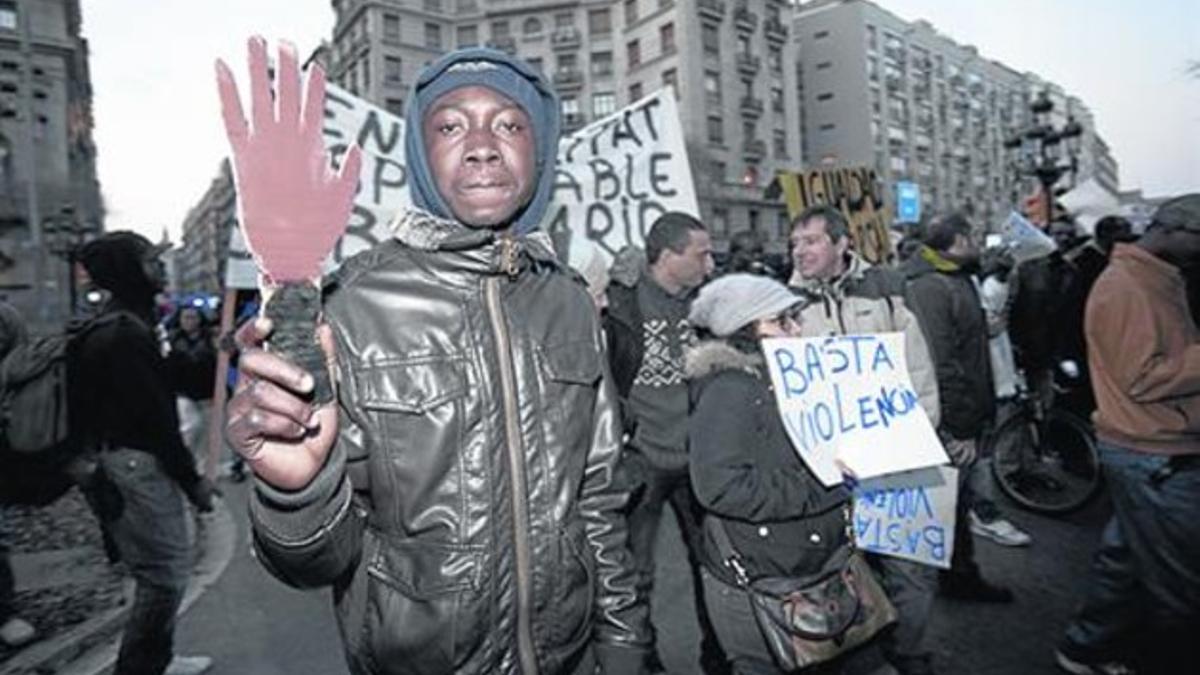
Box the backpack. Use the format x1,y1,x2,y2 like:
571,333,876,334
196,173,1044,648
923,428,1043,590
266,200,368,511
0,313,122,506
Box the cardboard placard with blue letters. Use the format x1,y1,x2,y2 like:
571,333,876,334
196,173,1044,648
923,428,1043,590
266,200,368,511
852,465,958,569
761,333,949,487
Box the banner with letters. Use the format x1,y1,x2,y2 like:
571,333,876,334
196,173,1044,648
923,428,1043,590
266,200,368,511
852,465,958,569
226,84,697,289
775,167,893,264
761,333,949,487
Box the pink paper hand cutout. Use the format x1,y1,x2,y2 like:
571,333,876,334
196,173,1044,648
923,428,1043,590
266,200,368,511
216,37,362,284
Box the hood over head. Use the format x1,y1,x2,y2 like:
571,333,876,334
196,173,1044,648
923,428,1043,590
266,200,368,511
404,48,560,236
78,231,162,306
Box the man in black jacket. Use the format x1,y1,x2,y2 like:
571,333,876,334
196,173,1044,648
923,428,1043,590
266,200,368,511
904,213,1012,603
604,212,722,673
74,232,215,675
222,43,650,675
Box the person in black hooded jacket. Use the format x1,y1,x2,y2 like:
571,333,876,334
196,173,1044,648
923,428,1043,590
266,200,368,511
74,231,215,675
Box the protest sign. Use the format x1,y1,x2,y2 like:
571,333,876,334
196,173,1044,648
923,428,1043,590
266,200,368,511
852,465,958,569
761,333,948,487
547,89,699,269
1059,178,1120,236
998,210,1056,264
775,167,893,264
227,84,697,289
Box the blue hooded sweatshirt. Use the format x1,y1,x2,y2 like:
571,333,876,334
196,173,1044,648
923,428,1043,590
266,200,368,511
404,48,561,236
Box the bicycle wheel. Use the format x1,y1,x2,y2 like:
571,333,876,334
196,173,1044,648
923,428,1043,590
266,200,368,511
990,407,1102,514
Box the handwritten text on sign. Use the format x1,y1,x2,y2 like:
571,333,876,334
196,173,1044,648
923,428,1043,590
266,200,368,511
762,334,948,487
853,466,958,569
226,84,697,289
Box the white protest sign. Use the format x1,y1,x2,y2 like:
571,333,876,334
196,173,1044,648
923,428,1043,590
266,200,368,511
998,210,1056,264
761,333,949,487
547,88,699,270
226,84,697,289
1059,178,1120,236
852,465,958,569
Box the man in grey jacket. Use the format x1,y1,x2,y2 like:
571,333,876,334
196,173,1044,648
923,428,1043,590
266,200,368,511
221,43,650,674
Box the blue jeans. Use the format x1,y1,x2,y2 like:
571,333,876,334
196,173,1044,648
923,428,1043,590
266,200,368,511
100,448,193,675
1062,443,1200,669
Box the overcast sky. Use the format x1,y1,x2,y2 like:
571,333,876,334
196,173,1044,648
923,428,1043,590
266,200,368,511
84,0,1199,243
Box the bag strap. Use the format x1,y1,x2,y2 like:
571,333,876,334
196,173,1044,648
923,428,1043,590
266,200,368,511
706,516,752,588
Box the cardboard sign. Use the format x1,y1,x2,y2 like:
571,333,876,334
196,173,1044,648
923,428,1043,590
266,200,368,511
776,167,893,264
761,333,948,487
853,465,958,569
226,84,697,289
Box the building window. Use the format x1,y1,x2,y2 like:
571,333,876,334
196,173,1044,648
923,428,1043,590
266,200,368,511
425,23,442,49
624,0,638,26
523,17,542,34
385,56,403,83
816,61,832,70
361,57,371,89
770,86,784,112
742,121,756,142
866,25,877,51
528,57,543,73
814,30,829,40
0,3,15,31
820,122,836,131
588,8,612,36
457,24,478,47
555,12,573,28
423,0,442,11
712,207,729,237
629,81,644,102
384,13,401,40
558,53,578,74
707,115,724,144
593,92,616,117
768,46,782,72
591,51,613,77
660,22,676,55
491,20,510,38
712,161,726,183
773,129,788,157
737,35,750,55
817,92,834,101
702,23,719,55
456,0,478,11
627,39,641,67
704,70,721,104
662,68,678,98
562,96,580,116
386,98,405,115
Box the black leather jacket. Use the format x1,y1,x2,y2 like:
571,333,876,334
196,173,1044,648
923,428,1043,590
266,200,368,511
249,211,650,675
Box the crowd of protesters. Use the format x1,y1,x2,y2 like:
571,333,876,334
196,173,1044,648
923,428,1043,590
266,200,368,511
2,43,1195,675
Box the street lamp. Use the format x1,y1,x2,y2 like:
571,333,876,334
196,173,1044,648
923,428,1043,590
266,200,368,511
1003,89,1084,225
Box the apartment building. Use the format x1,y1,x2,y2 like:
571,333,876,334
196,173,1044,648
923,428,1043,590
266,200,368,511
794,0,1118,230
324,0,802,247
177,159,236,297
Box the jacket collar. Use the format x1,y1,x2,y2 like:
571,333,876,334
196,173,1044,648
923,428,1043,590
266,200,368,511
795,252,871,300
389,208,560,277
684,340,764,380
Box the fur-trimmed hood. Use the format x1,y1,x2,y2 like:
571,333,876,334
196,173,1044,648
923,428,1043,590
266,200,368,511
684,339,764,380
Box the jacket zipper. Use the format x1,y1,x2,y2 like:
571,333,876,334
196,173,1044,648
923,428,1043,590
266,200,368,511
484,274,538,675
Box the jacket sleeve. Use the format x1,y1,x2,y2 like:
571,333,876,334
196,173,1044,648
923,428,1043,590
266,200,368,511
248,328,370,590
894,299,941,429
905,276,969,432
584,343,653,671
1086,283,1200,406
689,372,845,522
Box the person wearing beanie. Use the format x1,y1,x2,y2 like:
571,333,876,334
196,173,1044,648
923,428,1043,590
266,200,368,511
72,231,215,675
220,41,650,674
684,275,885,674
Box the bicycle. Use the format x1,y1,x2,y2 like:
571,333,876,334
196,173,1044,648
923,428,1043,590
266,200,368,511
985,372,1102,514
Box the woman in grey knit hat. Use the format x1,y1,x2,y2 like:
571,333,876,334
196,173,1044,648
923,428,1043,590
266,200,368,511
684,275,887,674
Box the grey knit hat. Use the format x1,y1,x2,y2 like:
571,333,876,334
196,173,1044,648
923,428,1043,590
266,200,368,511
689,274,806,337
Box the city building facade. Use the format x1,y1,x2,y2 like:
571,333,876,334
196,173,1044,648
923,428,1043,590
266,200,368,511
176,158,236,298
793,0,1119,232
0,0,102,327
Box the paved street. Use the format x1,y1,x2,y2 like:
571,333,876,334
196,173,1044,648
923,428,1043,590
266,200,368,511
169,477,1108,674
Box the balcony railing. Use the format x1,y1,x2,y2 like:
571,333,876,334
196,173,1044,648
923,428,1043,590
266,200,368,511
739,96,764,117
562,112,587,130
764,17,788,43
698,0,727,20
742,138,767,158
551,27,581,49
736,53,761,75
552,68,584,88
487,36,516,53
733,4,758,32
